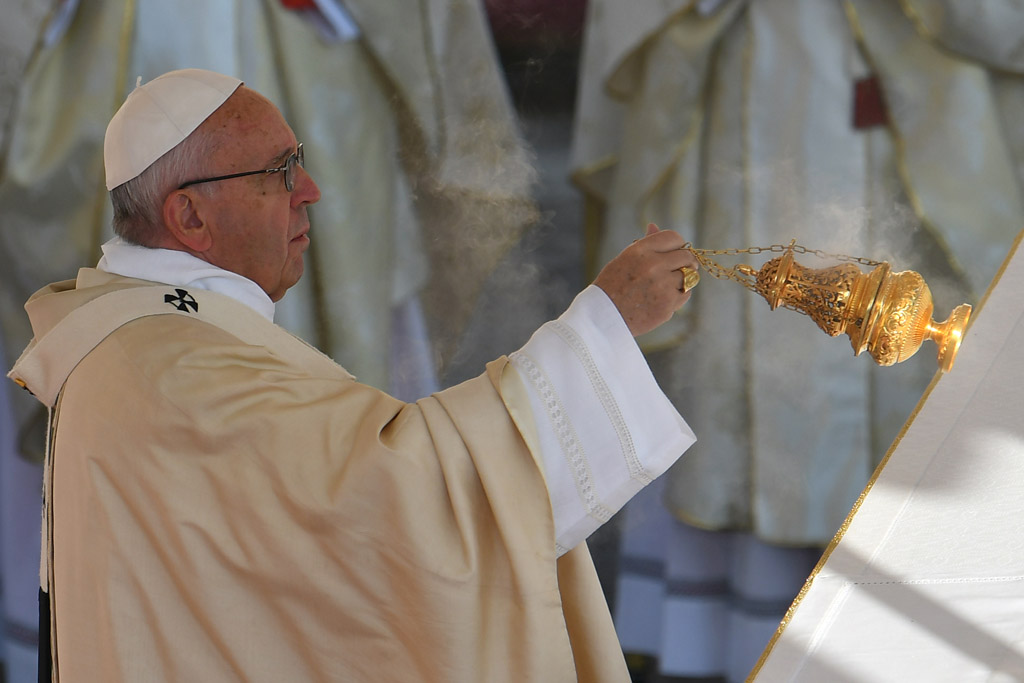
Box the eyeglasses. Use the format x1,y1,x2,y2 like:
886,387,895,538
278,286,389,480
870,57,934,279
178,143,304,192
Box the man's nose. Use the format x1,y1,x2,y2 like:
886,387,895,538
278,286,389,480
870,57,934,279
292,164,321,206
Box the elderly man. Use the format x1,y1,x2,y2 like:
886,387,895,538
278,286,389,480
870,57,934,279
11,69,699,682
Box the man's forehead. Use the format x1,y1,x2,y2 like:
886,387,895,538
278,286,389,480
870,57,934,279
212,87,281,130
204,88,295,160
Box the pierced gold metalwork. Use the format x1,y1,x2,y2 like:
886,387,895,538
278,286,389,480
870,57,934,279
686,241,971,372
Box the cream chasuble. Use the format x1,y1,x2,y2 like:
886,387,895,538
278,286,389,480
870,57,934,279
10,244,694,680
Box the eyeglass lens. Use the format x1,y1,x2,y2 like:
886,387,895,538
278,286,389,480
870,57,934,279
285,144,304,192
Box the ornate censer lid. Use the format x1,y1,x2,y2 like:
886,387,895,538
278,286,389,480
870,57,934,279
684,241,971,372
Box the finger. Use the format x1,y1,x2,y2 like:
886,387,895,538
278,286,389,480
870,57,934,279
655,246,699,271
645,222,659,237
677,248,700,270
641,229,686,252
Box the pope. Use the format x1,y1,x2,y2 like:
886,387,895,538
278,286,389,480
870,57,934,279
11,68,699,682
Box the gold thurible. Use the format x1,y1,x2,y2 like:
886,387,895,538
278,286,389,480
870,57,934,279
688,242,972,372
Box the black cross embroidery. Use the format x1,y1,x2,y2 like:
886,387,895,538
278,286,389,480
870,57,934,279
164,288,199,313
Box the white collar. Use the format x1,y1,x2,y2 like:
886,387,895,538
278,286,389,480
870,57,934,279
96,237,277,322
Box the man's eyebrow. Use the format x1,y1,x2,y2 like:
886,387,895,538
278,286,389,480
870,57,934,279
267,146,294,167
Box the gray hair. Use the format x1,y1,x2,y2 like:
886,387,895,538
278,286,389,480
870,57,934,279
109,126,215,246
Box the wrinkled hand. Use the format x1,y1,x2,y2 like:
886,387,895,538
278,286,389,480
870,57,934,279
593,223,699,337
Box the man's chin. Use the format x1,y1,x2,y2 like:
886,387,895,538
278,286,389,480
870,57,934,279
268,264,305,303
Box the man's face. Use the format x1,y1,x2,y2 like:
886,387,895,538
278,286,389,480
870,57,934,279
192,87,321,301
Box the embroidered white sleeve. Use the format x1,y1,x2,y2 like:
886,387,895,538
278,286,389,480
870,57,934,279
509,285,696,556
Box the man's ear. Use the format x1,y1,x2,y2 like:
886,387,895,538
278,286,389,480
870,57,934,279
162,190,212,252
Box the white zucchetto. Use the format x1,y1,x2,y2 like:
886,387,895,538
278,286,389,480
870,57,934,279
103,68,242,190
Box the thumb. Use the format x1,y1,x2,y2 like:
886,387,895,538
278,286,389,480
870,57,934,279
645,222,659,237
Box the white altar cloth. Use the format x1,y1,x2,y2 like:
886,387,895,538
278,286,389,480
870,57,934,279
751,230,1024,682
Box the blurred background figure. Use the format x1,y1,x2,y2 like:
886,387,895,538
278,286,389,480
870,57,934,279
571,0,1024,681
